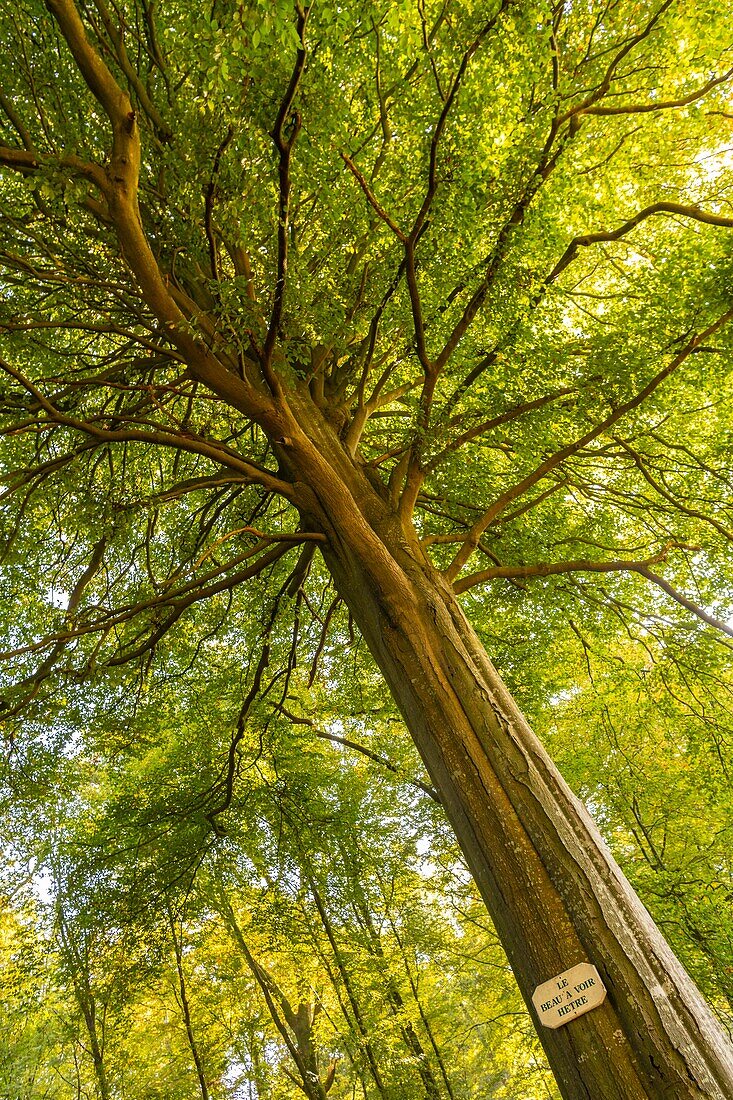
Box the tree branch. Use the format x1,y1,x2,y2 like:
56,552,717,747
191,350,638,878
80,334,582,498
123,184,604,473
445,305,733,581
453,540,695,593
0,356,295,498
548,203,733,284
276,705,440,804
89,0,173,140
634,566,733,638
340,153,407,241
425,386,577,472
613,437,733,543
44,0,276,426
559,0,674,122
263,4,310,385
579,65,733,118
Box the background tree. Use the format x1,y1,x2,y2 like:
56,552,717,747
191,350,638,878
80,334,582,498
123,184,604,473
1,656,558,1098
1,0,733,1096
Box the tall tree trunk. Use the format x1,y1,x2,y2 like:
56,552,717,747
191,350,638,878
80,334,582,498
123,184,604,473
218,894,331,1100
344,869,445,1100
276,389,733,1100
167,902,211,1100
384,910,457,1100
57,911,111,1100
308,878,390,1098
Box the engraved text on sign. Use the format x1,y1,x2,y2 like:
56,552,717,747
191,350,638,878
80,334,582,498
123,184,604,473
532,963,607,1029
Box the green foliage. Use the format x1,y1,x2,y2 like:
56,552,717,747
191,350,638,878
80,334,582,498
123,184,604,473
1,0,733,1094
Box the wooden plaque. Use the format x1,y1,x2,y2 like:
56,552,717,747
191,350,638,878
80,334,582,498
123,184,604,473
532,963,606,1029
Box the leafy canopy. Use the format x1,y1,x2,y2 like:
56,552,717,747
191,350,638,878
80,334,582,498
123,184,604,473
1,0,733,1092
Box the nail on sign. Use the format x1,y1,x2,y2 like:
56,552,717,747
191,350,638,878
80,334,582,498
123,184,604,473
532,963,606,1029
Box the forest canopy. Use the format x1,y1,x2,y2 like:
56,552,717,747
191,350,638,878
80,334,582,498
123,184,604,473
1,0,733,1097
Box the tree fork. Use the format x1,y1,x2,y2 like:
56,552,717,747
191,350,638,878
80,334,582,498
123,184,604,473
279,392,733,1100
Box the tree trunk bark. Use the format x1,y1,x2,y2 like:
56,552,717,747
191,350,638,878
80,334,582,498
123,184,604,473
277,389,733,1100
167,901,211,1100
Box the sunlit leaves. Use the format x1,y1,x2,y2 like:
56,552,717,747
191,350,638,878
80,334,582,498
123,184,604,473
1,0,733,1091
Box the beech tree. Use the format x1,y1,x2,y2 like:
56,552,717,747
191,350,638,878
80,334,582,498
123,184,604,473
1,1,733,1096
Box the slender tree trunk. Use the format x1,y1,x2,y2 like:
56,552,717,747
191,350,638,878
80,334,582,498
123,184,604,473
57,913,111,1100
345,876,444,1100
385,913,457,1100
167,902,211,1100
308,878,390,1098
275,389,733,1100
218,896,330,1100
297,886,378,1100
85,1005,111,1100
